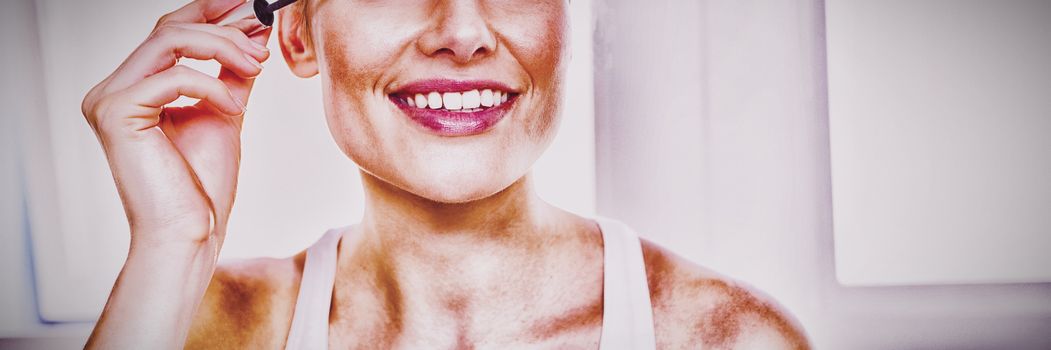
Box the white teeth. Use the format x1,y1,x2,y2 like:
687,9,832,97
414,94,427,108
462,90,481,109
442,92,463,110
427,92,442,109
480,89,494,107
406,89,510,110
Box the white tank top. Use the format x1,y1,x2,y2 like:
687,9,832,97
284,217,657,349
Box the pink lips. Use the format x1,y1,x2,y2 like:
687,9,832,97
389,79,518,137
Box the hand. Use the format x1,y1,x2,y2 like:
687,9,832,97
81,0,270,247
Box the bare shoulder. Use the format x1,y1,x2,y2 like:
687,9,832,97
185,252,306,349
640,239,810,349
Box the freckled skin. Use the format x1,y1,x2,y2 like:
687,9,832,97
185,255,304,349
186,237,809,349
641,241,810,349
184,0,810,348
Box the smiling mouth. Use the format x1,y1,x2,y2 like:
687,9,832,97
389,79,519,136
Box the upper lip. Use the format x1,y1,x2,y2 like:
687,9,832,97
388,79,518,96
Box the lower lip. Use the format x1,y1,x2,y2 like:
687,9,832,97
389,95,516,136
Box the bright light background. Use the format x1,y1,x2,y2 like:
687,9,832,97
827,0,1051,286
592,0,1051,348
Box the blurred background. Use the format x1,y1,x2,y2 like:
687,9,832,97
2,0,1050,348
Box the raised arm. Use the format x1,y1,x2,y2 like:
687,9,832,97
80,0,270,347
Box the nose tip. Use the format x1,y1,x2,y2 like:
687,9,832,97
418,2,497,64
446,26,494,64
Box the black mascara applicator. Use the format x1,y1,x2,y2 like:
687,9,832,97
213,0,300,33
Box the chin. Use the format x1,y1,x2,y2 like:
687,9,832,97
401,164,517,204
414,186,498,204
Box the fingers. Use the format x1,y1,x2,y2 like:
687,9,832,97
106,24,266,94
170,22,269,61
83,0,275,137
218,27,273,111
156,0,246,27
129,65,246,117
91,65,244,136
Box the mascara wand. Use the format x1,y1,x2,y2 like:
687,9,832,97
213,0,300,32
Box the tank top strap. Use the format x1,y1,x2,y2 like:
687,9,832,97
595,216,657,350
284,220,657,349
285,227,344,350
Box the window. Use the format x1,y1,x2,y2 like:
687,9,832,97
827,0,1051,285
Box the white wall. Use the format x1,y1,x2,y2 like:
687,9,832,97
0,0,94,345
593,0,1051,348
828,0,1051,286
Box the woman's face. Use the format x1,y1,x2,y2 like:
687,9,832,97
283,0,570,203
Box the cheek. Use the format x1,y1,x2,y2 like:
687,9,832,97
499,7,570,141
497,2,569,73
317,16,397,104
318,32,378,163
313,4,428,93
314,12,417,165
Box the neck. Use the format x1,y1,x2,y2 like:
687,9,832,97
352,170,566,283
358,170,552,241
333,171,602,345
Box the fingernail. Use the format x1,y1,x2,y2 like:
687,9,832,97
244,52,263,70
249,40,269,53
